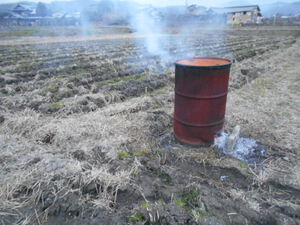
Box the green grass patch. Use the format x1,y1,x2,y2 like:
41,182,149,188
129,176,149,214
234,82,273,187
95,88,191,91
152,104,161,110
156,199,165,206
174,186,216,221
51,101,64,110
174,199,186,208
277,102,290,107
97,73,147,86
45,83,60,93
77,98,89,105
140,203,151,209
134,149,152,157
158,171,172,184
118,151,133,160
128,212,146,223
192,210,216,220
239,161,249,169
175,187,201,211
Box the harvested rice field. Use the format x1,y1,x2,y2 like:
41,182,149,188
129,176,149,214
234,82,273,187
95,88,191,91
0,26,300,225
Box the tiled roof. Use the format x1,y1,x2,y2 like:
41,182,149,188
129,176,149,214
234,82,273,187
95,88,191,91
212,5,260,14
12,4,33,12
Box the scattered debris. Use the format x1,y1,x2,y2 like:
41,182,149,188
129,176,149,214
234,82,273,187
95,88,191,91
220,176,228,181
227,125,240,153
214,131,266,164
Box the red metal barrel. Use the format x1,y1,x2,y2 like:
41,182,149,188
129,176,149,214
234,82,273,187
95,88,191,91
174,57,232,146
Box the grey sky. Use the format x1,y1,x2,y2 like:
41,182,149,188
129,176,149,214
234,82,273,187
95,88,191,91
0,0,296,7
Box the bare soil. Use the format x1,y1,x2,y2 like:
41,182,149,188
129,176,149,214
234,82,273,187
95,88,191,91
0,26,299,225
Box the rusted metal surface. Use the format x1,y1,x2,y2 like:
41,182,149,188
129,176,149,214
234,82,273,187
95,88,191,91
174,57,232,146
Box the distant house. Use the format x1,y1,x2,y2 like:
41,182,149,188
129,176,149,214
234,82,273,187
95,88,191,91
213,5,262,25
11,4,34,17
187,5,207,17
0,3,79,26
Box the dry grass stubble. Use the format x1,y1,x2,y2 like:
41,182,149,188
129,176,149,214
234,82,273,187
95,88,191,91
226,40,300,150
0,95,164,223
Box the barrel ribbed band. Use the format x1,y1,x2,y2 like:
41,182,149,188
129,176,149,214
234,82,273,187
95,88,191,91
175,90,227,100
173,117,224,127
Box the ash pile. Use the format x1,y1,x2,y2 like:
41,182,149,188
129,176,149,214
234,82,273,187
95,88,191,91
214,126,266,164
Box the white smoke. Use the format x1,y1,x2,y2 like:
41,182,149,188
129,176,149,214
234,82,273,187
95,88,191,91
70,0,229,63
130,6,171,62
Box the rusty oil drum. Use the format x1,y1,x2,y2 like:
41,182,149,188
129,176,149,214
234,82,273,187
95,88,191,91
174,57,232,146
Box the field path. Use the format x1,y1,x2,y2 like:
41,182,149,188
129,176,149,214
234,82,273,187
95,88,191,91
0,33,174,46
1,26,299,46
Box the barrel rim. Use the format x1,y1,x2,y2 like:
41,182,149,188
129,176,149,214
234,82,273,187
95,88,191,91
175,57,232,69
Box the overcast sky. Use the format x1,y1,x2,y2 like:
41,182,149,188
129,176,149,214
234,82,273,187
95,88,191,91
0,0,296,7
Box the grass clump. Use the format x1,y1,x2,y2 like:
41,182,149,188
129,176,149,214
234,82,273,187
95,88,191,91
156,199,166,206
158,171,172,184
51,102,64,110
51,101,64,110
134,149,152,157
192,210,216,221
77,98,89,105
174,187,201,211
152,104,161,110
134,149,165,160
140,203,151,209
239,161,249,169
118,151,133,160
174,199,186,208
174,186,215,221
128,212,146,223
45,83,59,93
97,73,147,86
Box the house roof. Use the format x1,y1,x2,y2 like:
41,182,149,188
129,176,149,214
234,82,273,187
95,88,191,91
188,5,207,16
212,5,260,14
4,11,24,18
12,4,33,12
